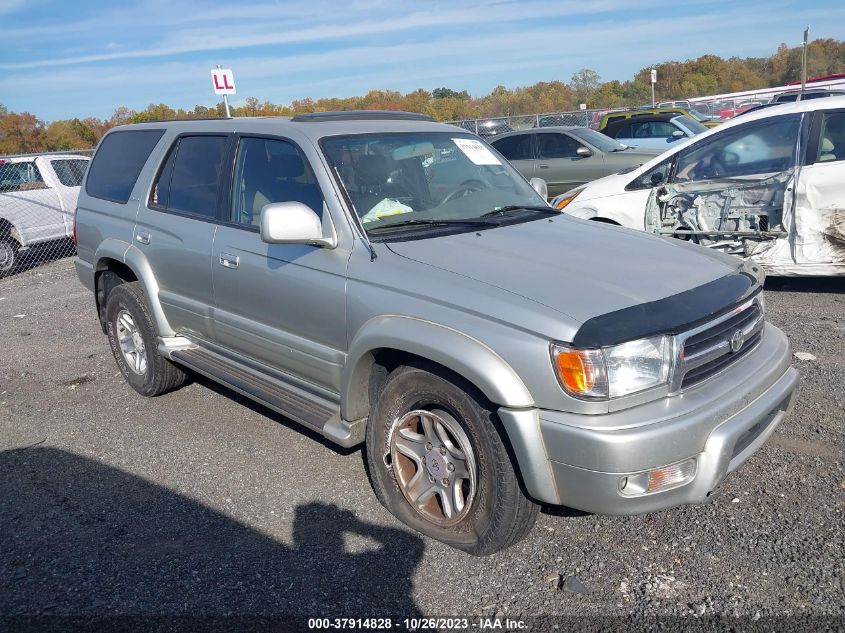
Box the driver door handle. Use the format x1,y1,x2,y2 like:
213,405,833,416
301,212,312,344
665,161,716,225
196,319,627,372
219,253,239,269
539,164,550,169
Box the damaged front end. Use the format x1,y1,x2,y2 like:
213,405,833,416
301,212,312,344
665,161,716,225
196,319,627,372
645,169,845,275
645,170,792,257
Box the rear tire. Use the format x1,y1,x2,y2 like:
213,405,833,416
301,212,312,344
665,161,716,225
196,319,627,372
365,362,538,556
104,282,188,396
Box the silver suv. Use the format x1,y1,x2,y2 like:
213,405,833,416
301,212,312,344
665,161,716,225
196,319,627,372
74,111,799,555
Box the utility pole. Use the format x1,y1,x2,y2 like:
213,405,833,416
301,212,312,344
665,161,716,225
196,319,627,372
800,27,809,99
650,68,657,107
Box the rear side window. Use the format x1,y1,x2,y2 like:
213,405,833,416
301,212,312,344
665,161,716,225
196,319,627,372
86,129,164,203
490,134,532,161
51,159,89,187
152,135,228,218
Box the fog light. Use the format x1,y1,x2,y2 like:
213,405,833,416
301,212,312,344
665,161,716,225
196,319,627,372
647,459,697,492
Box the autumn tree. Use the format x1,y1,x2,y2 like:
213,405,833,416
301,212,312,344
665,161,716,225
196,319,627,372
0,112,48,154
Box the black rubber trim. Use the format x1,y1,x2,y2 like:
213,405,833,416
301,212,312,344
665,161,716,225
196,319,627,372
572,272,760,348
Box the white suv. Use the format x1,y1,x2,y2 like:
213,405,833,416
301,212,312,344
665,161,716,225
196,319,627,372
552,97,845,276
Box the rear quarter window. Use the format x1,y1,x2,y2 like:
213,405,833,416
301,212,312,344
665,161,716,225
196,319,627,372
86,129,165,203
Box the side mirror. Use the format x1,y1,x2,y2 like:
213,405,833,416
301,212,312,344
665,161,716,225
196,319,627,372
529,177,548,199
576,146,592,157
260,202,337,248
671,130,685,138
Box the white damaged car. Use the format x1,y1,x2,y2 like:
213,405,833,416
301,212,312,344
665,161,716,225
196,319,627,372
551,97,845,276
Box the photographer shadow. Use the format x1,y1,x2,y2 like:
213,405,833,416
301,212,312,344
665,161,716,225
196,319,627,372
0,447,425,629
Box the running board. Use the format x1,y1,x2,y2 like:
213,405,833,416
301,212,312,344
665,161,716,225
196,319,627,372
171,347,365,448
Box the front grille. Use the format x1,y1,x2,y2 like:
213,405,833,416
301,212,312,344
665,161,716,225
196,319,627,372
676,300,764,390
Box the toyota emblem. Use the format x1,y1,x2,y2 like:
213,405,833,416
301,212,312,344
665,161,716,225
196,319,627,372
729,329,744,353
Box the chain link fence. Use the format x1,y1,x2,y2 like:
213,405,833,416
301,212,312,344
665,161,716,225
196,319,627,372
447,109,602,137
0,149,93,280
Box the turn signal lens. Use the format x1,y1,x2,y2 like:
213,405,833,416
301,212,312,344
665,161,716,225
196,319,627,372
554,189,582,210
619,458,697,496
551,345,608,399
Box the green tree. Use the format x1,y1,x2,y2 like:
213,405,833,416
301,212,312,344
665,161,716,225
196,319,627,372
432,87,470,100
570,68,601,105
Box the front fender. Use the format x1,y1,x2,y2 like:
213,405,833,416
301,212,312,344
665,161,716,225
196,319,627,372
342,315,534,421
95,241,175,337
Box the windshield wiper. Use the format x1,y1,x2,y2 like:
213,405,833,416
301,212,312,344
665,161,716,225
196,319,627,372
367,218,499,233
480,205,559,217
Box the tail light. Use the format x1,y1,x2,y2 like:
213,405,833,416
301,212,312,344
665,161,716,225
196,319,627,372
72,208,78,247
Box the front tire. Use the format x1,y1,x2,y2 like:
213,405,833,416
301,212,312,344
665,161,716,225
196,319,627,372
365,363,538,555
0,237,19,278
104,282,188,396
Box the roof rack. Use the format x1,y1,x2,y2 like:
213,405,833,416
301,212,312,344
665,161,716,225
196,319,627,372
291,110,435,123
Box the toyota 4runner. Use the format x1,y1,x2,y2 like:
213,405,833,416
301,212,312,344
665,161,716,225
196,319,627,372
74,111,799,555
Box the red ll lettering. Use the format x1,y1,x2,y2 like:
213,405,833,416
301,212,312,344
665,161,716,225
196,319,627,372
213,74,225,90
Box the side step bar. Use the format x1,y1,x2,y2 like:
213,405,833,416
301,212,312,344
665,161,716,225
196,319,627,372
170,347,365,448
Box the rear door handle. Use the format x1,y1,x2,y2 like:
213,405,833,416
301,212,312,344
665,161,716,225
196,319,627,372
136,231,151,245
539,164,550,169
219,253,239,269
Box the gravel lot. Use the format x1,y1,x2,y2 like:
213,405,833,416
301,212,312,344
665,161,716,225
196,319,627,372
1,259,843,631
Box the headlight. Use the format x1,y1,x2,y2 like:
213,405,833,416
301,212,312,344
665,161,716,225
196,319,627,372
554,188,583,210
551,335,671,400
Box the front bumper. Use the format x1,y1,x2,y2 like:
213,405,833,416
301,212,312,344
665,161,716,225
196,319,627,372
499,323,799,513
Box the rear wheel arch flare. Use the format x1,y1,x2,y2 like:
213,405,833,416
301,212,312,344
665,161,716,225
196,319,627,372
95,259,139,331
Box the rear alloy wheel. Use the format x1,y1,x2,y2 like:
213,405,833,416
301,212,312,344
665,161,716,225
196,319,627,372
366,363,539,555
0,238,18,277
104,281,188,396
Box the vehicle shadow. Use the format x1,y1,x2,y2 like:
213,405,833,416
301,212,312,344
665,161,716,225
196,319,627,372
764,276,845,294
0,447,425,631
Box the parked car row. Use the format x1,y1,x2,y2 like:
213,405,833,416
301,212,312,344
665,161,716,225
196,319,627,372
489,127,661,197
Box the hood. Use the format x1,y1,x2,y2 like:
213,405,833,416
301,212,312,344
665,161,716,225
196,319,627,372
386,214,740,325
617,148,663,159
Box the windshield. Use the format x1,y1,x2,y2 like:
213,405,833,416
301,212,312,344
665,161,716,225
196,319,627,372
674,116,708,135
568,127,628,152
687,109,711,122
321,132,548,235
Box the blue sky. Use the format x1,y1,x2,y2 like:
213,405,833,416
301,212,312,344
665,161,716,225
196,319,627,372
1,0,843,121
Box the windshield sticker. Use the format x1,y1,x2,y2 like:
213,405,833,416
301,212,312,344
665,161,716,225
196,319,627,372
452,138,501,166
361,198,414,223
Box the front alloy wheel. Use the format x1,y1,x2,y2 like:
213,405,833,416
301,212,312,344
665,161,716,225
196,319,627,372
389,409,477,527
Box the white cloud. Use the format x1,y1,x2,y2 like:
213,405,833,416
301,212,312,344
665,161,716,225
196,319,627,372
0,0,693,69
